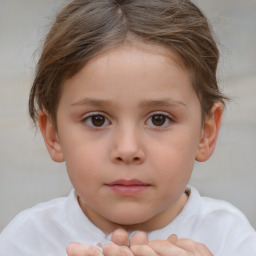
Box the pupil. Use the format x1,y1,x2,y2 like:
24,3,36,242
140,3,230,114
152,115,165,126
92,115,105,127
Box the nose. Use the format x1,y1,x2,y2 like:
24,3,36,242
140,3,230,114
110,126,145,165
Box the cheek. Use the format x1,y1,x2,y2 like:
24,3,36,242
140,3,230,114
61,138,106,185
151,143,194,204
64,150,104,202
151,130,199,165
149,130,199,183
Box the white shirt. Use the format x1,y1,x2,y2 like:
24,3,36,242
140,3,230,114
0,187,255,256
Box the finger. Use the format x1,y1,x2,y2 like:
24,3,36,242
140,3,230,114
148,240,187,255
167,234,178,244
130,231,148,246
130,244,158,256
111,228,129,246
103,243,133,256
176,239,213,255
66,243,103,256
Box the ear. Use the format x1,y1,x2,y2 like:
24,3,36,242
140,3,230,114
195,102,223,162
39,112,64,162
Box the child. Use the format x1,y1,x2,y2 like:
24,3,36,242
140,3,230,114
0,0,255,255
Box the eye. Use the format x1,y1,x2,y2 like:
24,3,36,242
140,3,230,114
82,113,110,128
146,113,172,127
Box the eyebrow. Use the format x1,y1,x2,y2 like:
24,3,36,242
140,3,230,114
139,99,187,109
71,97,187,109
71,98,112,107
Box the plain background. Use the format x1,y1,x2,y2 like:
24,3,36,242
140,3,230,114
0,0,256,232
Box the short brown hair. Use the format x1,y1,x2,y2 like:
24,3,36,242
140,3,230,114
29,0,228,127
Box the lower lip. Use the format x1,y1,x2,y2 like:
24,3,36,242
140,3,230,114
106,184,150,196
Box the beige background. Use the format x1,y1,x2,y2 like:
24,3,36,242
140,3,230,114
0,0,256,232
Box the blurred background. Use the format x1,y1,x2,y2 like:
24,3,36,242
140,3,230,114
0,0,256,231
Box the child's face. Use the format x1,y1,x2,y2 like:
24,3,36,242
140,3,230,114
43,44,215,233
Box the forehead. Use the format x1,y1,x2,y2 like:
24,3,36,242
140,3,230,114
87,41,188,75
60,43,198,110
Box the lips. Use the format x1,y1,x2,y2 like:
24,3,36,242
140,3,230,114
105,179,151,196
108,179,148,186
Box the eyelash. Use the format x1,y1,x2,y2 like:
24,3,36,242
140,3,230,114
81,112,111,130
145,112,173,129
81,112,174,130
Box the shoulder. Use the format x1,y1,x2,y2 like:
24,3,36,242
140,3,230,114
3,195,67,232
0,191,73,255
190,187,253,228
186,187,256,255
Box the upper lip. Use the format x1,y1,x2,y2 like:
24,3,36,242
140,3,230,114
106,179,149,186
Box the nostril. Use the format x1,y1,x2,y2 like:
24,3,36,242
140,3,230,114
115,156,141,163
134,157,140,162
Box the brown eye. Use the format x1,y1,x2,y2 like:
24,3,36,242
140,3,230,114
146,113,172,128
83,114,110,128
151,115,166,126
91,115,106,127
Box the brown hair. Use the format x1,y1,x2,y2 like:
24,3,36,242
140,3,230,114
29,0,228,127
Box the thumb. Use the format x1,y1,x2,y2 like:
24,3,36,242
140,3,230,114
111,228,129,246
167,234,178,244
66,243,103,256
130,231,148,246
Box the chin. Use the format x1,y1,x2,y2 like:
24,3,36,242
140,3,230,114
107,212,153,227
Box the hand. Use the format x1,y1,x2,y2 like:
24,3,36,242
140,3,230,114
130,234,214,256
102,228,147,256
66,243,103,256
66,228,133,256
67,229,213,256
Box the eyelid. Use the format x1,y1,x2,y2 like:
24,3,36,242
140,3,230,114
81,111,108,119
145,111,174,128
81,111,111,128
146,111,174,120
